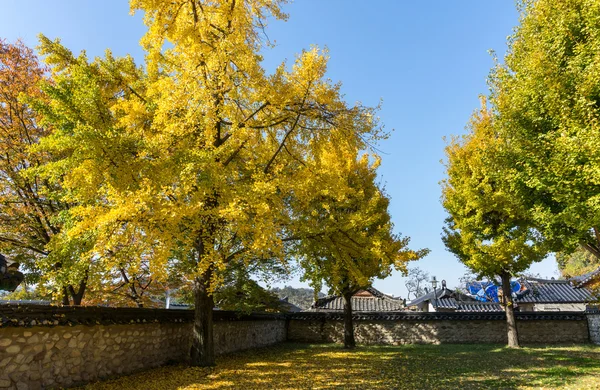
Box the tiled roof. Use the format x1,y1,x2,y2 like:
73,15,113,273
515,278,594,303
456,301,503,312
434,298,503,312
168,303,191,310
410,278,596,309
435,298,458,309
279,298,303,313
310,287,403,312
407,288,455,307
571,266,600,288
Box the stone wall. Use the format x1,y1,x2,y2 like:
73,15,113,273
0,306,286,390
214,319,287,355
288,312,590,345
588,312,600,345
0,323,189,389
0,306,596,389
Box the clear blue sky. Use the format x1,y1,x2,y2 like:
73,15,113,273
0,0,559,298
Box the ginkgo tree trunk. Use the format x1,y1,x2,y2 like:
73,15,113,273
35,0,386,367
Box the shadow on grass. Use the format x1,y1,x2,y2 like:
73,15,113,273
83,343,600,390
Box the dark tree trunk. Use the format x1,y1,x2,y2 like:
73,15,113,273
342,290,356,349
190,269,216,366
61,286,70,306
501,271,519,348
70,287,85,306
129,294,143,308
120,268,145,308
68,276,87,306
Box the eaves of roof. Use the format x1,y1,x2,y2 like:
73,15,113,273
311,296,404,312
408,288,455,307
571,266,600,288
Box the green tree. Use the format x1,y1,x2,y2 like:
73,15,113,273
0,280,52,301
214,276,283,313
556,246,599,278
488,0,600,263
36,0,384,366
442,103,551,348
0,39,91,304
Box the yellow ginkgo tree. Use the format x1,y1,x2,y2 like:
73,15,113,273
35,0,386,366
292,143,428,348
442,102,552,348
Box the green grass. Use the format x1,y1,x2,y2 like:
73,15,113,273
82,343,600,389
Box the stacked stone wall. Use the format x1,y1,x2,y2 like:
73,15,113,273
0,307,596,389
214,320,287,355
0,323,188,389
588,312,600,344
0,306,286,389
287,312,590,345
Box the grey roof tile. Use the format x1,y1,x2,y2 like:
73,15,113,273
434,297,503,312
407,288,455,307
456,302,503,312
435,298,458,309
516,278,594,303
311,287,403,312
571,266,600,288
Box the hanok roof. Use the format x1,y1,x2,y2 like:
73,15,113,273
310,287,403,312
416,294,503,312
515,278,595,304
407,287,457,307
279,297,303,313
434,297,458,309
408,277,596,311
570,266,600,289
457,302,503,312
167,302,191,310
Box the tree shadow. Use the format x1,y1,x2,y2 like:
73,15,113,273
82,343,600,389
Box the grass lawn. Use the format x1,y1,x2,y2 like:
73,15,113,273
82,343,600,389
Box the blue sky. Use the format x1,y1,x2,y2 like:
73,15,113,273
0,1,559,298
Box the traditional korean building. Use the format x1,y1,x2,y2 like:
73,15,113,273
308,287,404,312
408,277,596,313
515,278,594,311
407,282,503,312
571,266,600,290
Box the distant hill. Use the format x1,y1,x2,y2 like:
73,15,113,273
270,286,325,310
